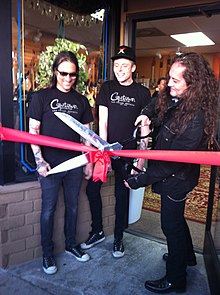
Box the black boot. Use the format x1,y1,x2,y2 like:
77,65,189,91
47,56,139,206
144,275,186,293
162,253,197,266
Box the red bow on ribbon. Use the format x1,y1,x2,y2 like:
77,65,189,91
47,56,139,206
89,150,111,182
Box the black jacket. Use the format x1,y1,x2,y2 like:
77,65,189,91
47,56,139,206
127,100,205,197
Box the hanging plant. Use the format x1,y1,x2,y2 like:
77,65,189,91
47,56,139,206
35,38,88,94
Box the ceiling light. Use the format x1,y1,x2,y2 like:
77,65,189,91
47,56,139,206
170,32,215,47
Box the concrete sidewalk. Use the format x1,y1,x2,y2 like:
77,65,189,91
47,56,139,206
0,233,210,295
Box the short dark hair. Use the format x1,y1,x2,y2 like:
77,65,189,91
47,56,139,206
157,77,167,85
50,51,79,88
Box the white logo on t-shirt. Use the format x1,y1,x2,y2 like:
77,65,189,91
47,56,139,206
110,92,135,106
50,98,78,113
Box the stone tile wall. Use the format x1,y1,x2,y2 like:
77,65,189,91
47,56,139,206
0,174,115,267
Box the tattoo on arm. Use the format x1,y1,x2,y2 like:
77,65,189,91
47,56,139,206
29,119,40,135
34,148,44,163
139,139,147,150
29,118,44,164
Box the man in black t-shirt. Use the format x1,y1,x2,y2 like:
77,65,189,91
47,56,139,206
81,45,151,258
27,51,93,275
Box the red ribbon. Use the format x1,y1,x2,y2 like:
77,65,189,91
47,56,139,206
89,150,111,182
110,150,220,166
0,126,96,153
1,126,220,182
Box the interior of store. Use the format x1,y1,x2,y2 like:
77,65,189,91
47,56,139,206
135,13,220,91
12,1,220,98
12,0,104,93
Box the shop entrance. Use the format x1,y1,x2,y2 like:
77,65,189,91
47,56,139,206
124,5,220,293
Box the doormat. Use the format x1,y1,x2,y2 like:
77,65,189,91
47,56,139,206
142,166,220,224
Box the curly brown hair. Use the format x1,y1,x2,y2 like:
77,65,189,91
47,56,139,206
156,52,219,142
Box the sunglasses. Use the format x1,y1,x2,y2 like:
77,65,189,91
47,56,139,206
56,69,78,78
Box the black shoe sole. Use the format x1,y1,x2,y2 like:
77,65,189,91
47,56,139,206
145,283,186,293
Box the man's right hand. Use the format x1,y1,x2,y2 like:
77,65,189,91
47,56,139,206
37,160,51,177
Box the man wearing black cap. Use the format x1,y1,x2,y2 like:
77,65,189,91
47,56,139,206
81,45,151,258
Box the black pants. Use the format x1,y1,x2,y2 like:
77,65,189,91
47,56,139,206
161,193,195,285
86,158,132,240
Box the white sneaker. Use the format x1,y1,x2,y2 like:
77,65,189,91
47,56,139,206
65,245,90,262
43,256,57,275
81,231,105,250
112,239,125,258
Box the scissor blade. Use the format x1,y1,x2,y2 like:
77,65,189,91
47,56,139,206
54,112,109,150
47,153,89,175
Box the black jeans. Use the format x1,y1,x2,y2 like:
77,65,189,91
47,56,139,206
39,167,83,256
86,158,132,241
160,193,195,285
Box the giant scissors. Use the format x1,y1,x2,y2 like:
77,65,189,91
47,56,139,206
47,112,124,176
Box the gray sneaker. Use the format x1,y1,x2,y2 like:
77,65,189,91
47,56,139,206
81,231,105,250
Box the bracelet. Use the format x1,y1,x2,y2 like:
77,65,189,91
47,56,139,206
139,124,148,127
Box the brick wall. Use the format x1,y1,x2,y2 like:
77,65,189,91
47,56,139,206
0,173,115,267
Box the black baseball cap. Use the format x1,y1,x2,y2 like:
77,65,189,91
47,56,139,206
111,45,136,62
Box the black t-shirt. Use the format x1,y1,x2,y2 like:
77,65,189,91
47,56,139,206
96,79,151,149
27,87,93,167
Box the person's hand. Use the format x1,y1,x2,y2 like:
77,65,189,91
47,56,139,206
84,162,93,180
37,160,51,177
124,172,146,190
135,115,151,127
124,180,131,189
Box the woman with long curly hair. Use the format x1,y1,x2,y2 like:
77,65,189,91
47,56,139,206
125,52,219,293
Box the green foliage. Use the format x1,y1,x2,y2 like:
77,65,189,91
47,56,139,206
35,38,88,93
